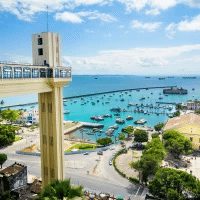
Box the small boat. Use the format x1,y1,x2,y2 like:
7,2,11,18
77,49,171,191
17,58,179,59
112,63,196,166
90,116,96,120
63,100,67,102
110,107,121,112
91,102,95,105
105,101,110,104
63,103,67,106
113,124,119,129
120,99,125,101
151,92,153,94
136,89,140,92
126,116,133,120
63,110,70,114
95,116,104,121
159,97,163,99
104,114,112,118
134,119,147,125
73,100,77,103
139,97,145,101
114,113,120,116
116,118,125,124
192,88,195,90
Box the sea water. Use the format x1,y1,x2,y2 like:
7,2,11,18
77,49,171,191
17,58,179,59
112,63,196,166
1,75,200,142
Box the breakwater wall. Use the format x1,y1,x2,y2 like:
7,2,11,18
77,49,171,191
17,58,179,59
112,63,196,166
0,85,176,109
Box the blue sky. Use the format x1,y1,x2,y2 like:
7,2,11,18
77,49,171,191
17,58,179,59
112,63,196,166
0,0,200,75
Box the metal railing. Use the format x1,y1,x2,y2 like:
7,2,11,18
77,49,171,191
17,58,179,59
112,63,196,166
0,64,71,79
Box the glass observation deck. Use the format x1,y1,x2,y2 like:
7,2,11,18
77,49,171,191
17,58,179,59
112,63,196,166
0,62,71,79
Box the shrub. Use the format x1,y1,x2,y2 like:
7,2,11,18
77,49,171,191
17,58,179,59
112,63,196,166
129,177,140,184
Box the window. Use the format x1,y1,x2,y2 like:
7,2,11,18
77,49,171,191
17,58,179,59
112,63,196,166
38,48,43,56
47,69,53,78
55,68,59,77
3,66,12,78
190,137,193,142
38,38,43,45
40,68,46,78
23,68,31,78
32,68,39,78
14,67,22,78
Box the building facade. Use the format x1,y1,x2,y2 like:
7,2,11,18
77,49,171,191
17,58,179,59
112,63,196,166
187,99,200,110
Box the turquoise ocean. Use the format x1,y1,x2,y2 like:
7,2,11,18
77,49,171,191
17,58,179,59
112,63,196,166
1,75,200,142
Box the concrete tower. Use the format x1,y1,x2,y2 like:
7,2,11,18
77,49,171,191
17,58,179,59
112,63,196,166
0,32,71,188
32,32,62,67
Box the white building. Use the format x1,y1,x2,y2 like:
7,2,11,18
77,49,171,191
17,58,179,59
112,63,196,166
187,99,200,110
16,110,39,125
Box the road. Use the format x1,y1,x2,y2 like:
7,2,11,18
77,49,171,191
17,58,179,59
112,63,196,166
0,131,148,199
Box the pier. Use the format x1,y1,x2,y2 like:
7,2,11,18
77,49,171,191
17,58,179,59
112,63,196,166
0,85,176,109
156,102,177,105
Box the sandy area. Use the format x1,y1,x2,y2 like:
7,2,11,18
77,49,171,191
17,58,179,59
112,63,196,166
116,149,142,179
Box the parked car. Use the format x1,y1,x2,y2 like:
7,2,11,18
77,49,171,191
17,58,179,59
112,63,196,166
97,151,103,155
83,152,89,155
110,146,115,150
109,160,112,165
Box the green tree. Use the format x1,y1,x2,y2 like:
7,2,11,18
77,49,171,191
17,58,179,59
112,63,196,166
151,133,159,139
118,133,126,141
173,110,180,117
0,109,20,124
96,137,112,146
154,123,165,132
0,154,7,168
35,179,83,200
149,168,200,200
0,124,16,147
134,130,148,143
163,130,193,159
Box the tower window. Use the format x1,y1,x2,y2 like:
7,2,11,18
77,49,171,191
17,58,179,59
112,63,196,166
38,48,43,55
38,38,43,45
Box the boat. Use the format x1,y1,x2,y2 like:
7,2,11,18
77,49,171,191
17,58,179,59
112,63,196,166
110,107,121,112
113,124,119,129
63,110,70,114
91,102,95,105
134,119,147,125
63,103,67,106
63,100,67,102
192,88,195,90
90,116,96,120
95,116,104,121
126,116,133,120
104,114,112,118
114,113,120,116
136,89,140,92
106,128,115,136
73,100,77,103
120,99,125,101
116,118,125,124
145,77,150,78
159,97,163,99
105,101,110,104
159,78,165,80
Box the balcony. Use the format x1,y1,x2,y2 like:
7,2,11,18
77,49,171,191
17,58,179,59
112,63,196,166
0,62,71,79
0,62,72,97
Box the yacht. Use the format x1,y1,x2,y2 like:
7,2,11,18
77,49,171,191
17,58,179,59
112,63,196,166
63,110,70,114
116,118,125,124
95,116,104,121
134,119,147,124
104,114,112,118
113,124,119,129
126,116,133,120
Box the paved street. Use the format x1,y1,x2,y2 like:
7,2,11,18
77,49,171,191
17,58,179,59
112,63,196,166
0,132,148,199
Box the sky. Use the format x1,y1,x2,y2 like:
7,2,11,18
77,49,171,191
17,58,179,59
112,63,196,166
0,0,200,75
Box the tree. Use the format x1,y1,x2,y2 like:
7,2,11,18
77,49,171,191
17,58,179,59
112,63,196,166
0,154,7,168
149,168,200,200
176,104,185,111
35,179,83,200
151,133,159,139
0,100,4,105
118,133,126,141
163,130,193,159
154,123,165,132
0,109,20,124
173,110,180,117
134,130,148,143
122,126,134,138
96,137,112,146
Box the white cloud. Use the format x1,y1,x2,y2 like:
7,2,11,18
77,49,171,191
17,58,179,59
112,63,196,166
117,0,200,15
131,20,162,32
145,8,160,15
118,25,124,28
62,44,200,75
55,12,83,23
85,29,95,33
0,0,113,21
166,14,200,38
55,10,117,23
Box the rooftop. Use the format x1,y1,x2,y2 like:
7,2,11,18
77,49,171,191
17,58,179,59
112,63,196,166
164,113,200,135
0,162,26,177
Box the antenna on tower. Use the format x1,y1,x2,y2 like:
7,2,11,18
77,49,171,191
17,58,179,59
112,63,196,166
47,5,49,32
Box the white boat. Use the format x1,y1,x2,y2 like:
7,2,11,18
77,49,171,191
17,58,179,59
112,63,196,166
126,116,133,120
63,110,70,114
116,118,125,124
134,119,147,124
113,124,119,129
95,116,104,121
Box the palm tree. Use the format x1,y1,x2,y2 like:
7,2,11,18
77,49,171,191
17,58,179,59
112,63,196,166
0,100,4,105
35,179,83,200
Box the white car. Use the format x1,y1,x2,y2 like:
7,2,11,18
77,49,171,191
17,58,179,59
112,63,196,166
109,161,113,165
110,146,115,150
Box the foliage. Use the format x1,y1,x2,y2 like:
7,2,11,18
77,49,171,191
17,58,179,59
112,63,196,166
35,179,83,200
96,137,112,146
131,138,165,183
34,122,40,127
0,153,7,168
0,109,20,124
14,136,22,142
154,123,165,132
118,133,126,141
122,126,134,134
151,133,159,139
0,124,17,147
134,130,148,143
113,149,127,178
176,104,185,111
149,168,200,200
30,126,35,131
65,143,97,152
173,110,181,117
129,177,140,184
163,130,193,159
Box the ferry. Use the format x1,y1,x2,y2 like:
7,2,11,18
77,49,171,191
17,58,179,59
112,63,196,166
134,119,147,125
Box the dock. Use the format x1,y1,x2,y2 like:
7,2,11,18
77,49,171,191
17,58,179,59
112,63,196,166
156,102,177,105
